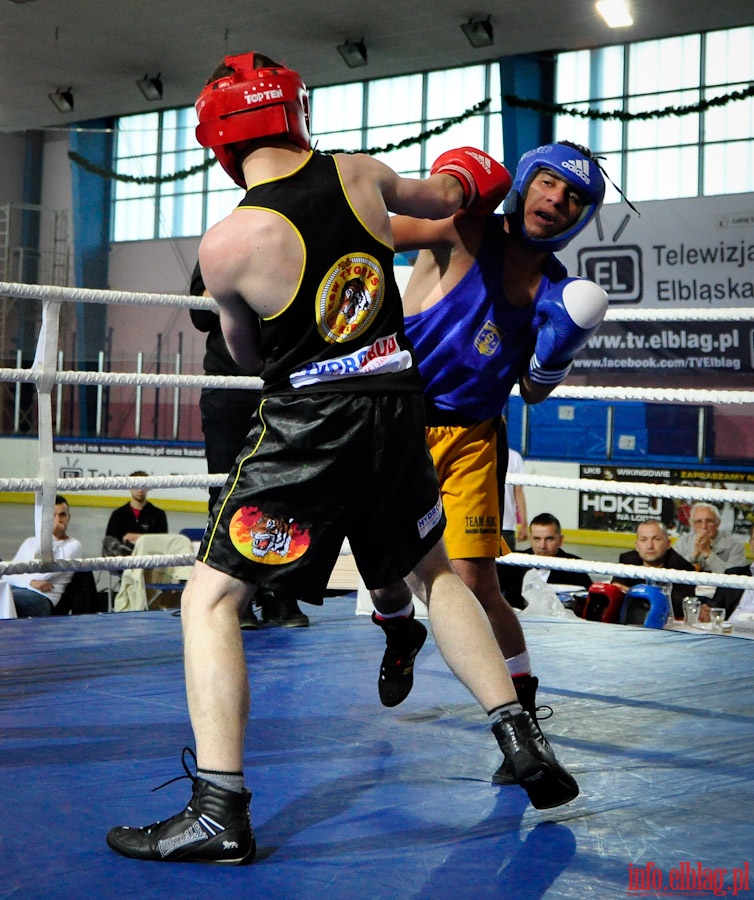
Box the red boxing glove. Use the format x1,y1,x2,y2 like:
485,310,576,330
430,147,512,216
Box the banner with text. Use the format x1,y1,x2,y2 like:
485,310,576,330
558,193,754,379
579,464,754,535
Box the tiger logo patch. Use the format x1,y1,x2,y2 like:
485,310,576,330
316,253,384,343
229,506,310,565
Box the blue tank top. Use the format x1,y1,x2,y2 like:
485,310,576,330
404,216,567,423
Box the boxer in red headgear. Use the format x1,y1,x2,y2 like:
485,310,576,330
106,52,579,868
195,52,311,186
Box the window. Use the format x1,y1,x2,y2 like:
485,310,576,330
554,25,754,203
109,27,754,241
111,107,238,242
111,62,503,242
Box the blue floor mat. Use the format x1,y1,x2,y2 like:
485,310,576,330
1,597,753,899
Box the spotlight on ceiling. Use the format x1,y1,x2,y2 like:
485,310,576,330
461,16,494,49
136,73,163,101
596,0,633,28
48,87,74,113
337,39,368,68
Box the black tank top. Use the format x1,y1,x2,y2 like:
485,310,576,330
237,151,420,395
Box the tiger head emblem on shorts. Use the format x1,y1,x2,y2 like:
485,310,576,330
229,505,310,565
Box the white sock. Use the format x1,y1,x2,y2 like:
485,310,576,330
373,601,414,620
505,650,532,678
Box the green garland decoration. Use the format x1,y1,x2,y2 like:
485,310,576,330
326,98,491,155
503,83,754,122
67,151,216,185
68,82,753,183
67,99,491,184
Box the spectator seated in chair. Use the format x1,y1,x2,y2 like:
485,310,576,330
3,495,83,618
672,502,747,603
698,521,754,624
612,518,696,620
497,512,592,609
103,472,168,558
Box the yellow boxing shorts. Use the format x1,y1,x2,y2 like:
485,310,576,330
425,420,501,560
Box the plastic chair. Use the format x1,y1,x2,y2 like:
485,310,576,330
113,533,194,612
179,527,206,554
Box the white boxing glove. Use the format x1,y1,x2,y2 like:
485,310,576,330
528,278,608,385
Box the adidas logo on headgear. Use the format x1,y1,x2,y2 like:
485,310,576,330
467,150,492,173
561,157,590,185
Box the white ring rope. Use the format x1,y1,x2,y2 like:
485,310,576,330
0,281,218,311
497,552,754,591
604,307,754,322
0,367,263,391
0,365,749,405
4,279,754,322
1,280,752,597
2,548,750,592
3,471,750,508
507,473,754,506
508,383,754,404
0,554,195,577
0,474,227,493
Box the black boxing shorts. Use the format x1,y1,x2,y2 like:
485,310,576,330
198,390,446,597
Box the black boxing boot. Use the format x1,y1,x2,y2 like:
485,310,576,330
372,609,427,707
492,674,552,784
106,749,255,865
492,711,579,810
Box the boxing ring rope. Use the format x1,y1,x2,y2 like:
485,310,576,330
1,279,753,595
497,553,754,591
507,473,754,506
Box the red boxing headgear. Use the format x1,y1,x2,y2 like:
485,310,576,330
195,52,311,187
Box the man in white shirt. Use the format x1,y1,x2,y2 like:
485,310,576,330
5,496,83,617
500,446,528,551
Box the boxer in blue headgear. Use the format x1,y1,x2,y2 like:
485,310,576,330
391,140,612,786
503,141,606,252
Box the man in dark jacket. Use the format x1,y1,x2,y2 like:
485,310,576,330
613,518,695,618
103,471,167,554
497,512,592,609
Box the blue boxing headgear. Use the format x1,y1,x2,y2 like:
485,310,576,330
621,583,672,630
503,142,605,252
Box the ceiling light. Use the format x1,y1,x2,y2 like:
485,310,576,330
596,0,633,28
337,40,368,69
48,87,74,113
136,73,163,101
461,17,494,49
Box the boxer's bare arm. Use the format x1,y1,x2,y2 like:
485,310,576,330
391,214,456,253
335,153,465,245
199,208,305,371
392,213,485,317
